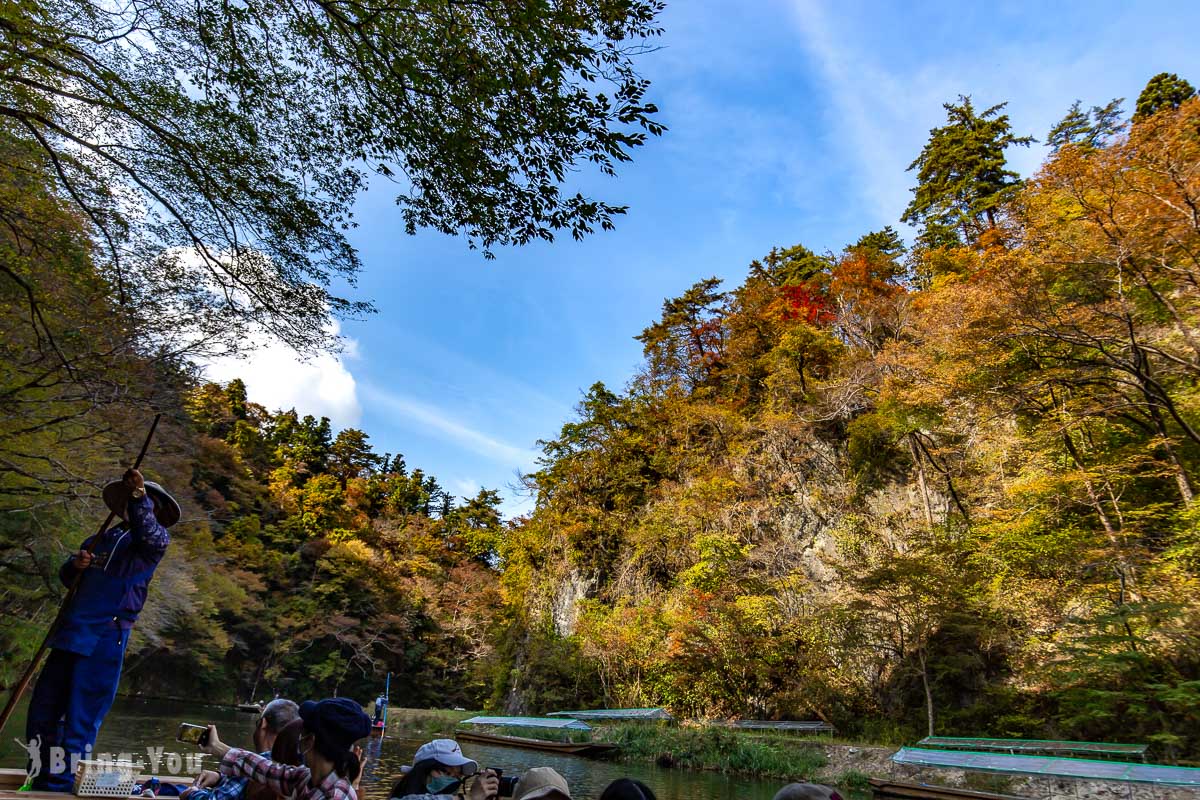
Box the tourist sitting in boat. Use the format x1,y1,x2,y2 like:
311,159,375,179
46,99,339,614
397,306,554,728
390,739,498,800
184,699,300,800
599,778,655,800
511,767,570,800
244,718,303,800
200,697,371,800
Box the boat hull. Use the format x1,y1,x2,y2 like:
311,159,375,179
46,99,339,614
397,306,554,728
0,767,172,800
455,731,619,758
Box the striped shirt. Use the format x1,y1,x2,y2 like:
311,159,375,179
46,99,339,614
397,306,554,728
219,749,357,800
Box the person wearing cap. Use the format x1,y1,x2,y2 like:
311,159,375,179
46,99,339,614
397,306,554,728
24,467,179,792
389,739,499,800
512,768,570,800
200,698,370,800
773,783,844,800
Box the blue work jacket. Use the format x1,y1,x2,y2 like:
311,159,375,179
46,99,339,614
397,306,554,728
50,494,171,656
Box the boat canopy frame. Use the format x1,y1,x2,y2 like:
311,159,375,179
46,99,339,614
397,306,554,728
892,747,1200,786
459,715,591,731
548,707,673,721
917,736,1147,759
714,720,835,733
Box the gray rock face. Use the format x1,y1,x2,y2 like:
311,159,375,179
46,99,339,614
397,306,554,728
551,569,596,636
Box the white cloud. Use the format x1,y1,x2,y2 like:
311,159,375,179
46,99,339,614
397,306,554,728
362,384,536,469
200,321,362,429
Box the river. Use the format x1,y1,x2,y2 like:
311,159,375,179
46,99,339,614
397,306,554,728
0,698,789,800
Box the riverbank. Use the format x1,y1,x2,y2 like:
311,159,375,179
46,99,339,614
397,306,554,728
384,709,875,787
384,707,481,738
361,710,1200,800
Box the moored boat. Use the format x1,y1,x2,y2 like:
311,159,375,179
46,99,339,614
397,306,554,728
455,715,619,759
455,730,619,757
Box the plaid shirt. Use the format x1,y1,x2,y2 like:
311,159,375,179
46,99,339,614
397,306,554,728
186,751,269,800
219,748,357,800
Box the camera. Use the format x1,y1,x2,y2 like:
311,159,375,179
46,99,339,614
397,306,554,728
177,723,210,746
488,768,519,798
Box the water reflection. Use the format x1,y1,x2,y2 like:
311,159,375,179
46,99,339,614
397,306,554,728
0,698,784,800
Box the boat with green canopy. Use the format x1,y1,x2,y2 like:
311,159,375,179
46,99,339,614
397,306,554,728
548,707,673,721
892,748,1200,786
916,736,1148,760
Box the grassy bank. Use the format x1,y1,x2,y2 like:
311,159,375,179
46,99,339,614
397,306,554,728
385,708,481,738
595,723,828,781
384,710,882,792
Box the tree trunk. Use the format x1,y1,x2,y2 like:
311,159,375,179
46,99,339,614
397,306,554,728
1118,303,1198,502
909,434,935,530
918,649,935,737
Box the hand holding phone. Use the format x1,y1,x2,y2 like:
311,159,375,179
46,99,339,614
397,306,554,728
177,723,210,746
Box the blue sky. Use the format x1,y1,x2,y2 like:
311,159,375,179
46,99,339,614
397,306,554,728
205,0,1200,516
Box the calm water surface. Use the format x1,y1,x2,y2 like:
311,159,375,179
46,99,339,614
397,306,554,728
0,698,785,800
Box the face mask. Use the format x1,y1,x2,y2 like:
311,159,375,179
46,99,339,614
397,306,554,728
426,776,461,794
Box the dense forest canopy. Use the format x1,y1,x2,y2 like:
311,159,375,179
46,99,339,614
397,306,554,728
0,0,665,353
3,60,1200,764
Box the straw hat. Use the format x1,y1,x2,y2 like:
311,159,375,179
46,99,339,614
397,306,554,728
102,480,181,528
513,768,571,800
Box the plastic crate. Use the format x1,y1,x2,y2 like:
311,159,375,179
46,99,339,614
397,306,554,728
73,759,138,797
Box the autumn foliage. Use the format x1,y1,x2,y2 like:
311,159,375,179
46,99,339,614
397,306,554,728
497,96,1200,757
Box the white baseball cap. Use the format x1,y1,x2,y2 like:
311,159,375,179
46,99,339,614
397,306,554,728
410,739,478,776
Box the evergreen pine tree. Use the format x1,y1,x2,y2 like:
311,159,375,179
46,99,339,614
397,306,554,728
902,96,1034,245
1134,72,1196,120
1047,99,1124,151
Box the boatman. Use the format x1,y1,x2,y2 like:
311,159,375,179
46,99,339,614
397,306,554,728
24,468,179,791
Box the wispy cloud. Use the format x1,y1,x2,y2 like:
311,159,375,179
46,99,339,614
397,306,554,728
356,327,573,422
451,478,482,498
362,384,536,469
786,0,1197,235
788,0,937,228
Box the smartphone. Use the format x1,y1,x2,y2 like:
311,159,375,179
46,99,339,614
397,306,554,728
177,723,210,746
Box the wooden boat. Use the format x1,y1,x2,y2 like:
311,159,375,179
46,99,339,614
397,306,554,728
455,730,619,758
235,702,263,713
869,779,1031,799
0,767,49,799
0,767,171,800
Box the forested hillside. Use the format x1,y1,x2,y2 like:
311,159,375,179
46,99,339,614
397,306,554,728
0,123,511,705
4,57,1200,763
2,0,661,712
493,83,1200,759
4,0,667,714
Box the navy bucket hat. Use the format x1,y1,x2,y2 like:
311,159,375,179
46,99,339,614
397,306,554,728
298,698,372,754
